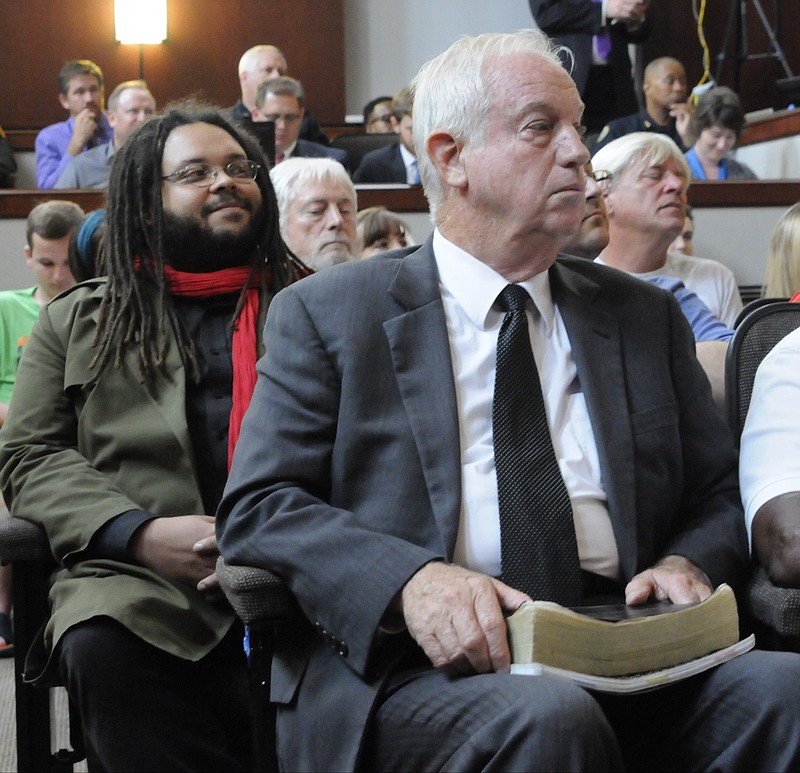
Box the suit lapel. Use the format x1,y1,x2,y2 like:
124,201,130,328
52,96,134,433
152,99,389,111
551,261,639,579
383,241,462,556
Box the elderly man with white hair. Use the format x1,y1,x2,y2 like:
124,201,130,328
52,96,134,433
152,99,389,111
270,157,358,271
593,132,742,327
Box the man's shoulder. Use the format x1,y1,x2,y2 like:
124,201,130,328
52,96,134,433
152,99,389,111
361,142,400,162
0,287,39,317
295,139,346,163
665,252,736,280
35,119,70,147
43,279,106,320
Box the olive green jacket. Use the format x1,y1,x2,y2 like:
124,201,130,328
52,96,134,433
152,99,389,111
0,279,248,681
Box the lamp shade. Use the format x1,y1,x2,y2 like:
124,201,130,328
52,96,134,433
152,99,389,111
115,0,168,44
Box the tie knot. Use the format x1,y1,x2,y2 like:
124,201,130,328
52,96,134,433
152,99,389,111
497,284,530,314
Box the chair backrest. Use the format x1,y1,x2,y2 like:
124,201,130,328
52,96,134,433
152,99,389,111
725,301,800,445
733,297,789,328
330,132,396,175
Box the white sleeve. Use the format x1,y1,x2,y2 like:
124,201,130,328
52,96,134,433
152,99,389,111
740,327,800,550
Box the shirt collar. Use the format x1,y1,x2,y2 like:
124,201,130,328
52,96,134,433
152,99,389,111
433,229,555,335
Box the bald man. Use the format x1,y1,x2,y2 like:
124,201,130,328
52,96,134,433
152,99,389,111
594,56,692,152
229,44,329,145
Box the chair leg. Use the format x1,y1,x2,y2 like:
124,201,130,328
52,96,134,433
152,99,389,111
12,560,83,773
245,624,279,773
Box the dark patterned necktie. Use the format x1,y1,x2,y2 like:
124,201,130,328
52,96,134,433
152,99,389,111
493,284,583,606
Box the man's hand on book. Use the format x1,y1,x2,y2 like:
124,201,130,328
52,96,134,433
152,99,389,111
625,555,713,606
400,562,530,676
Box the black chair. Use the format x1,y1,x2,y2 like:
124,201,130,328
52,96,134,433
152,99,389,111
330,132,397,175
216,557,296,773
732,296,788,328
0,508,85,772
724,301,800,649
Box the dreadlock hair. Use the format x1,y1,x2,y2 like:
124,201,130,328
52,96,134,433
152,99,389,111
90,98,299,395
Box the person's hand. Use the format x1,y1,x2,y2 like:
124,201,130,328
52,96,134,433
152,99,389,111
670,102,693,145
606,0,649,24
400,562,530,676
131,515,219,594
625,554,713,606
65,107,99,157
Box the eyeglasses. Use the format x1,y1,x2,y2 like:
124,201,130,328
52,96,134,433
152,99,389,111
587,169,612,190
161,160,260,187
260,113,302,125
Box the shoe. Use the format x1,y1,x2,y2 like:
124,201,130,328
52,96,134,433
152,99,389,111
0,612,14,658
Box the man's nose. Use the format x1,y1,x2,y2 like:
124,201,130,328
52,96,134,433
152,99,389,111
324,204,344,229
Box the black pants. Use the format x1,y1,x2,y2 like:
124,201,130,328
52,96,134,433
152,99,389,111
58,618,252,772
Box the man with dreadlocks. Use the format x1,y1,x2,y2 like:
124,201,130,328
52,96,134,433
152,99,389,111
0,101,301,771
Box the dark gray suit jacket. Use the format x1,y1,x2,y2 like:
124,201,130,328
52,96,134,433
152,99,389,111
218,240,748,771
529,0,647,98
291,138,348,167
352,141,406,184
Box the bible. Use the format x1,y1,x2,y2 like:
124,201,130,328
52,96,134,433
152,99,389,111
507,584,754,693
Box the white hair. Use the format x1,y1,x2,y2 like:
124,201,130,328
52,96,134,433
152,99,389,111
269,157,357,229
592,133,691,191
411,28,569,221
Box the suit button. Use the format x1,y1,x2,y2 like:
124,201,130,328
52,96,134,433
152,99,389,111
338,642,349,657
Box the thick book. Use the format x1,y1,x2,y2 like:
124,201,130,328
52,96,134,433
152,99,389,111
506,584,746,683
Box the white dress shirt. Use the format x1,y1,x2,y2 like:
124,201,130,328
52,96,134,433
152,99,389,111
433,230,620,581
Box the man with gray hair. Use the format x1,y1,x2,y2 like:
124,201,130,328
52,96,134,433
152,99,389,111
593,132,742,326
270,156,357,270
219,28,800,772
55,80,156,189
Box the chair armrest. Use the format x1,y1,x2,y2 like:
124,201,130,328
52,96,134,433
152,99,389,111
746,565,800,640
216,556,296,627
0,506,51,564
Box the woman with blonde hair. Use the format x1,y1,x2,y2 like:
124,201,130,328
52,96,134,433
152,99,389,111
764,201,800,298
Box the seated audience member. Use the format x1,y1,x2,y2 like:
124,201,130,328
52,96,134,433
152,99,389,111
217,28,800,773
68,209,106,281
363,96,394,133
0,199,83,657
231,44,329,145
0,124,16,187
353,87,418,184
0,102,301,771
36,59,112,189
669,204,694,255
685,87,756,181
594,132,743,326
568,159,731,406
357,206,415,258
740,327,800,585
271,157,357,270
763,201,800,298
594,56,691,153
55,80,156,189
252,77,346,166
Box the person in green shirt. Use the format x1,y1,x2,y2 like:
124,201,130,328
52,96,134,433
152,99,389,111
0,199,82,655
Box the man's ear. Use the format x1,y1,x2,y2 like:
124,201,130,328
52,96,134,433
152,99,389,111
24,244,33,265
426,131,467,189
58,93,70,112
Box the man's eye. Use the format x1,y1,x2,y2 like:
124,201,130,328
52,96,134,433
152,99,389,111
179,167,209,183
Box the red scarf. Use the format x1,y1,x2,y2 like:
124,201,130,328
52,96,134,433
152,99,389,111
164,265,263,470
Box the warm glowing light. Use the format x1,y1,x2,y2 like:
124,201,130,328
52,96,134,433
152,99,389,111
114,0,168,44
